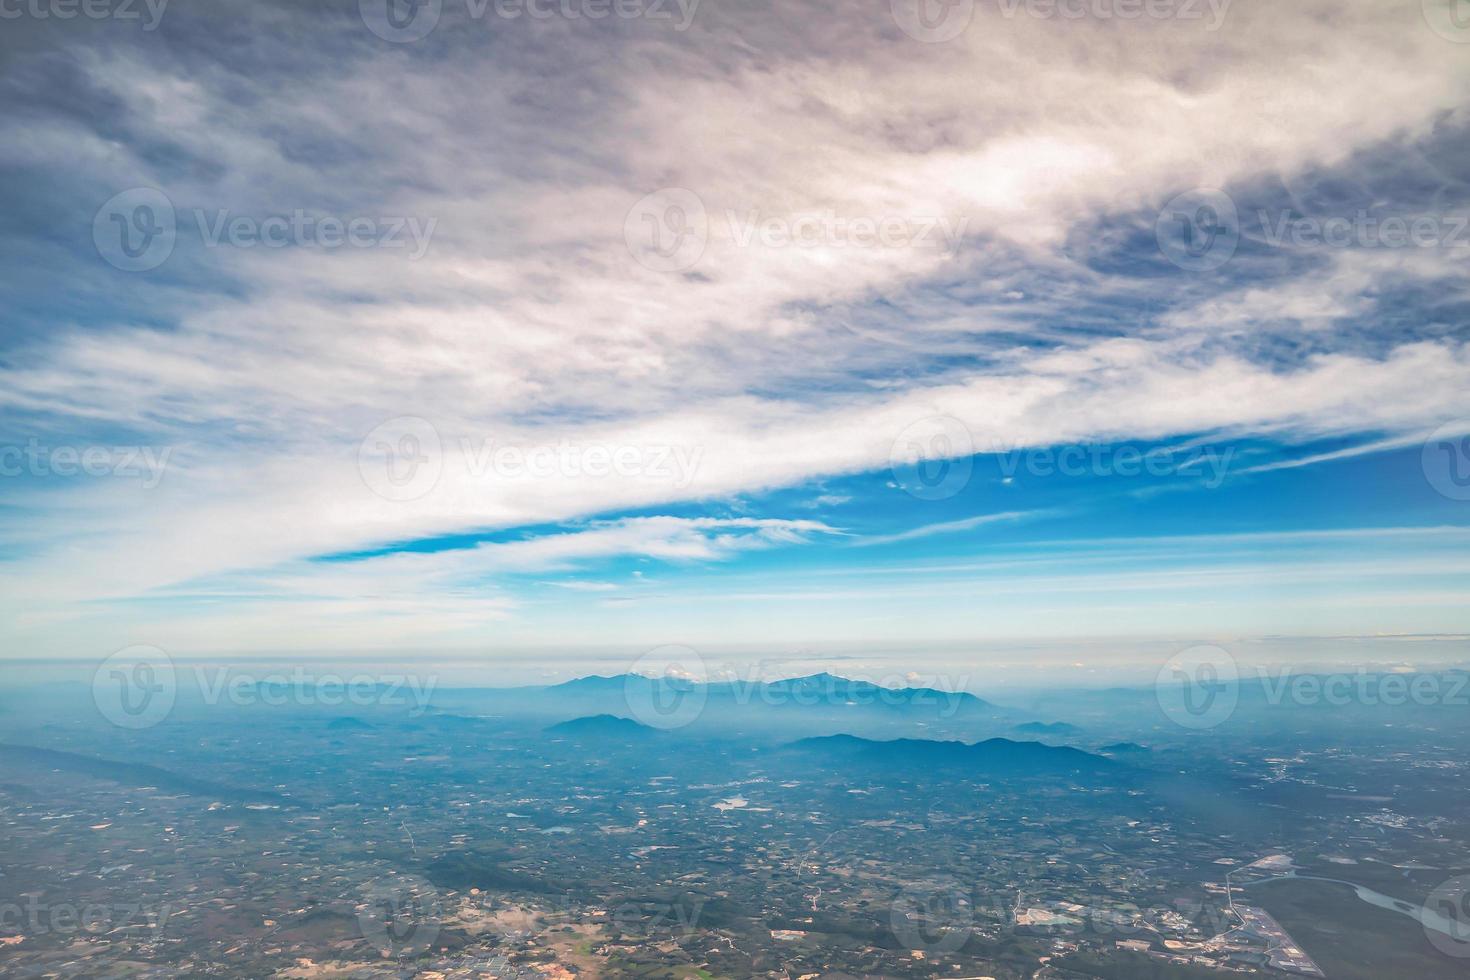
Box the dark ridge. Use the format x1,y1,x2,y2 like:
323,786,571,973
784,733,1118,775
0,743,298,806
1099,741,1151,754
1014,721,1083,736
546,713,656,737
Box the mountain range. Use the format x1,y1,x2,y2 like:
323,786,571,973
784,733,1118,776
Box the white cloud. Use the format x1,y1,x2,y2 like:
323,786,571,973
1,0,1467,651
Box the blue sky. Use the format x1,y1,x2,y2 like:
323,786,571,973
0,0,1468,677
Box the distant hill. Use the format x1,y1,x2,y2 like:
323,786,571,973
1013,721,1082,736
784,733,1117,776
1099,741,1150,756
544,674,662,695
731,672,991,711
539,671,990,717
546,714,657,737
544,671,986,701
426,672,1005,740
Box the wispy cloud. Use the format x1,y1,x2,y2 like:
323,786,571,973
853,510,1047,547
1,0,1467,653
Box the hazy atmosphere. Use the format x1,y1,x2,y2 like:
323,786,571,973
3,0,1470,977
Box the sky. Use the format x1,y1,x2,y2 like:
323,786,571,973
1,0,1469,678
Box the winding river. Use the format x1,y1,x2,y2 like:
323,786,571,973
1246,872,1467,941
